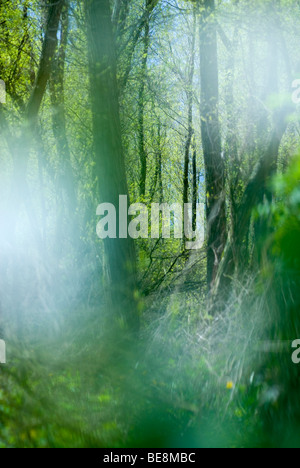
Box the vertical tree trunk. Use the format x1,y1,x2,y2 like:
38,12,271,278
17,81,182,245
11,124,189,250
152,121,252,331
150,117,163,203
199,0,226,290
12,0,64,214
215,20,290,296
138,0,150,198
11,0,64,243
26,0,64,122
192,140,197,233
157,119,163,204
49,1,77,247
85,0,139,330
6,0,64,339
183,12,196,248
216,106,289,296
183,13,196,209
219,29,239,293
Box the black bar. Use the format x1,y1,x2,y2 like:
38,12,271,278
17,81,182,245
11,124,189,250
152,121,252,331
100,450,199,463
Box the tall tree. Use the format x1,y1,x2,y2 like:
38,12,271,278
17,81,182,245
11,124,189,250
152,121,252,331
216,11,291,296
85,0,139,330
199,0,226,290
9,0,64,243
150,116,163,204
26,0,64,122
138,0,151,198
192,137,198,233
183,11,196,209
1,0,65,339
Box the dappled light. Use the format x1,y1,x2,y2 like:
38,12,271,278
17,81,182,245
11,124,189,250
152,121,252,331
0,0,300,449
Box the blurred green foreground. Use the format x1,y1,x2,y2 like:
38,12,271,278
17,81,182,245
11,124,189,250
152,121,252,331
0,160,300,448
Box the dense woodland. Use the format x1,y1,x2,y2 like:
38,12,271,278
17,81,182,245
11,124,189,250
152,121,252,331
0,0,300,448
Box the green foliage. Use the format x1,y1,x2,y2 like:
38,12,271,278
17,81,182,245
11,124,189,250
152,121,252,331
269,158,300,269
1,0,300,449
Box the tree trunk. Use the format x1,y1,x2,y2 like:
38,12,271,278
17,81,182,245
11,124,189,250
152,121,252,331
219,28,240,292
183,12,196,210
199,0,226,291
3,0,65,339
216,106,290,294
26,0,64,122
49,1,77,247
192,140,197,233
85,0,139,330
157,120,163,204
9,0,64,245
150,117,163,203
138,0,150,198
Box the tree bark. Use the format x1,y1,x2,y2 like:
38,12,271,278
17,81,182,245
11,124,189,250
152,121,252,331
199,0,226,291
220,27,240,291
216,105,290,294
85,0,139,330
192,140,197,233
2,0,64,339
26,0,64,122
150,117,163,203
138,0,150,198
183,12,196,209
10,0,64,243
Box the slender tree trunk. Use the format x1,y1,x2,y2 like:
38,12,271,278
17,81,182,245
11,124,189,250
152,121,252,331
85,0,139,330
138,0,151,198
151,118,164,204
183,12,196,249
150,117,163,203
192,139,197,233
183,107,193,209
237,115,287,251
183,13,196,209
199,0,226,291
157,120,163,204
26,0,64,122
218,28,240,292
4,0,64,338
12,0,64,210
9,0,64,244
49,1,77,247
